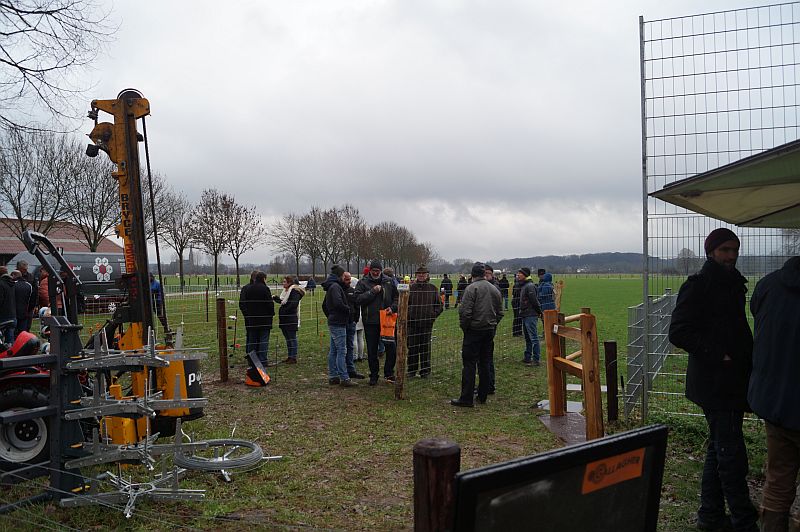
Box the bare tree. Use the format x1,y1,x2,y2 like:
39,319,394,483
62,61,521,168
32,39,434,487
338,204,365,271
190,189,230,290
318,206,346,273
225,200,265,287
142,171,171,242
268,212,304,277
0,1,115,129
782,229,800,255
62,154,118,251
677,248,697,275
160,190,194,290
300,206,324,278
0,128,73,240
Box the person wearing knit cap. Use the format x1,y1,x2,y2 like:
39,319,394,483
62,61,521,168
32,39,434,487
451,262,503,407
440,273,453,309
669,229,758,532
516,267,542,366
354,259,399,385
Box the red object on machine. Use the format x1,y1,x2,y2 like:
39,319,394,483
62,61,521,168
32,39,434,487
0,331,40,359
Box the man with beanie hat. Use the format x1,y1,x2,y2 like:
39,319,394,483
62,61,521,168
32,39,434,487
355,259,399,385
451,262,503,407
516,267,542,366
669,228,758,532
322,266,357,387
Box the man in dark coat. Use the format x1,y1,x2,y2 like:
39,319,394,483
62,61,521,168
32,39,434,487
11,270,35,337
451,262,503,407
238,270,275,386
748,256,800,531
407,265,442,378
455,275,468,307
511,276,523,337
440,273,453,309
517,267,542,366
498,274,510,310
322,265,357,387
668,228,758,532
0,267,16,344
354,259,399,386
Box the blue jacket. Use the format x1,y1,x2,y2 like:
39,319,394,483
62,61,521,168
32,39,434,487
749,257,800,430
537,273,556,311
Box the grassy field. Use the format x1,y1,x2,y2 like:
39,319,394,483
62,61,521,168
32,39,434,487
0,275,773,531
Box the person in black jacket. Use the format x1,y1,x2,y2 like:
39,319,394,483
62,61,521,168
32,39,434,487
238,270,275,387
748,256,800,531
407,265,442,378
273,276,305,364
344,273,365,380
455,275,468,307
498,274,510,310
322,265,357,387
354,259,399,386
511,277,523,337
0,267,16,344
440,274,453,309
668,228,758,532
11,270,35,337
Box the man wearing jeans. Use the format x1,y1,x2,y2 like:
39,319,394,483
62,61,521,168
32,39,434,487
238,271,274,387
669,228,758,532
516,267,542,367
748,255,800,531
322,265,357,387
451,262,503,407
354,260,399,386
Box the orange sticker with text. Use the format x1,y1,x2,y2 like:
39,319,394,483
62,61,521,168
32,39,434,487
581,447,645,494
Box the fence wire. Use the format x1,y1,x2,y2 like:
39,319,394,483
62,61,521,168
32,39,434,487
640,2,800,418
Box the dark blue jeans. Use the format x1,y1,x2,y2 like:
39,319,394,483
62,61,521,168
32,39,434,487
280,328,298,360
699,409,758,531
345,322,357,374
459,328,494,403
245,327,270,367
364,324,395,379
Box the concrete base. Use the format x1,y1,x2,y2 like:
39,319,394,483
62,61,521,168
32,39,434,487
538,412,587,445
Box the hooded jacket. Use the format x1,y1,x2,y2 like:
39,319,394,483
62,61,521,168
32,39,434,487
517,277,542,318
322,274,350,326
669,259,753,411
748,256,800,430
408,280,443,328
274,284,305,331
537,273,556,311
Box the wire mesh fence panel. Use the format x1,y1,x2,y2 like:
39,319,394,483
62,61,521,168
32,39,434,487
640,3,800,418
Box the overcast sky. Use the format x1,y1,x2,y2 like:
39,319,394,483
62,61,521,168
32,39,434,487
86,0,762,264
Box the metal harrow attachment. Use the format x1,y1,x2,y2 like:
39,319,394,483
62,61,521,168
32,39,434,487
56,328,276,518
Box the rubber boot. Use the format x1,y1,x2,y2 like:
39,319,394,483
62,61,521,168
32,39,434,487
760,509,789,532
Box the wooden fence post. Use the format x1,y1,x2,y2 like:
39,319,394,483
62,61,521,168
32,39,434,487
543,309,566,417
579,310,604,440
413,438,460,532
395,285,410,400
604,341,619,422
216,297,229,382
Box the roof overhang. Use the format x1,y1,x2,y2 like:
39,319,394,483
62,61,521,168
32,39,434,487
649,138,800,228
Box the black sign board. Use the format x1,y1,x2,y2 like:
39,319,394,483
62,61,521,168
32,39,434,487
453,424,668,532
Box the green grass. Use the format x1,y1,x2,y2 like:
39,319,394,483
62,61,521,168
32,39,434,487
0,276,771,530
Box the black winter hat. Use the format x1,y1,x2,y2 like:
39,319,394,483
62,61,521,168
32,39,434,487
331,264,345,277
518,267,531,277
369,259,383,270
471,262,486,278
704,228,740,256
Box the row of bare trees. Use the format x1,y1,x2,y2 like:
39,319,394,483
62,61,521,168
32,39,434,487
0,128,264,289
269,204,437,278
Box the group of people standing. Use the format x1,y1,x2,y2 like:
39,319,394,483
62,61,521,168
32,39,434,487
669,228,800,532
0,261,39,344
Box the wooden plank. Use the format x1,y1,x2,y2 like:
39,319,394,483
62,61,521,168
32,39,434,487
395,289,410,400
554,324,582,342
553,357,583,378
